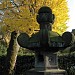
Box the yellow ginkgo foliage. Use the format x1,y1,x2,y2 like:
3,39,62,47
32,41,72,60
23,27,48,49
1,0,69,35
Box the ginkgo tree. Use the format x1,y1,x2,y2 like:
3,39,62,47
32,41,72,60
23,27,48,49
0,0,69,35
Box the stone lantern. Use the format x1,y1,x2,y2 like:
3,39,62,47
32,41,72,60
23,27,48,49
17,6,74,75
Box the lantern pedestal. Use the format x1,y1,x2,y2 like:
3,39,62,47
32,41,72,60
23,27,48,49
26,51,67,75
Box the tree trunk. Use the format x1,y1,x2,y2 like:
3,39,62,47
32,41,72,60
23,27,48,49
4,31,20,75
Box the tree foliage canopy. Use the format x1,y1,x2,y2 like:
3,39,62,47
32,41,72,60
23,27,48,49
0,0,69,35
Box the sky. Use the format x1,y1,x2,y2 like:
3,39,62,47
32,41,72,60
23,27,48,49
66,0,75,32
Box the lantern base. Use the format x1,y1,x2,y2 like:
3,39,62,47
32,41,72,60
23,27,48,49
26,68,67,75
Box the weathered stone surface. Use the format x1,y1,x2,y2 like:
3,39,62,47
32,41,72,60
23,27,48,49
62,32,75,46
17,33,29,48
